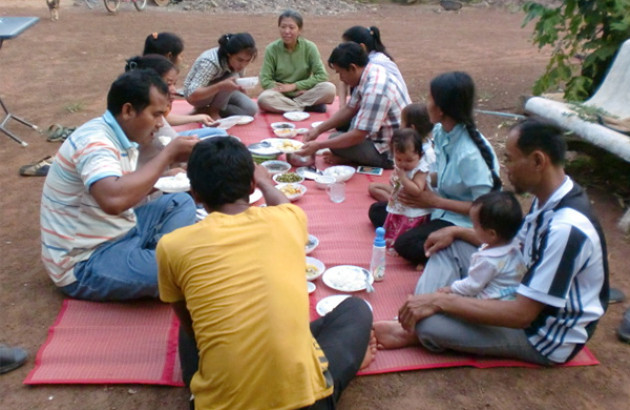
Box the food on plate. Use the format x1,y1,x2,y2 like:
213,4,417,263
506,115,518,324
278,184,303,196
306,264,320,280
274,172,303,183
273,128,297,138
280,140,301,152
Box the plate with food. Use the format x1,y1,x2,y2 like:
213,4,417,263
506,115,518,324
305,234,319,254
322,265,373,292
249,188,263,204
273,172,305,184
306,256,325,281
316,295,373,317
270,122,296,130
275,183,307,201
283,111,310,122
261,160,291,175
154,173,190,193
323,165,356,183
273,128,297,138
262,138,304,153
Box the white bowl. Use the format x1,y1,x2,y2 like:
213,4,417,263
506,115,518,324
236,76,258,88
270,122,296,130
272,172,305,184
273,128,297,138
323,165,356,183
261,160,291,175
314,174,336,189
305,234,319,254
306,256,326,281
276,183,307,201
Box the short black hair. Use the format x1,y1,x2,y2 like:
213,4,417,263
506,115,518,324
125,54,177,77
511,118,567,166
390,128,423,157
472,191,523,242
402,103,433,139
328,42,369,70
187,137,254,211
106,69,168,116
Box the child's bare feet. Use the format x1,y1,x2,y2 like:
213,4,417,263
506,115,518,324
360,330,378,370
373,320,419,350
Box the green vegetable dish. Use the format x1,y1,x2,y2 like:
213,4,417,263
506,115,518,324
275,173,302,183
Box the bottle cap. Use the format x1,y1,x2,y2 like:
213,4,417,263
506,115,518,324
374,226,386,247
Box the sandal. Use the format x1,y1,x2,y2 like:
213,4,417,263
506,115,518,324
19,155,53,177
45,124,75,142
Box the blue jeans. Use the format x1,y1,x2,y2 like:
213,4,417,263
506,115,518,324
62,193,196,301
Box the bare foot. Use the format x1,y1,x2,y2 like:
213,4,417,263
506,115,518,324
373,320,419,350
360,330,378,370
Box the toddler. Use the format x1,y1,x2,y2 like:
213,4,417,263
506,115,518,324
440,191,526,300
369,103,434,202
382,128,434,252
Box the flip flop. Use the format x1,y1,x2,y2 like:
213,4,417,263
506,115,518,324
45,124,75,142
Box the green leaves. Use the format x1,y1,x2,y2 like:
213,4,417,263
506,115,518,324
523,0,630,100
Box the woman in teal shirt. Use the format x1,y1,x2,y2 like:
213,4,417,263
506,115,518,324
257,10,336,113
369,71,501,266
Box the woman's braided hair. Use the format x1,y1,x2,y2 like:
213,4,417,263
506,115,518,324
430,71,502,191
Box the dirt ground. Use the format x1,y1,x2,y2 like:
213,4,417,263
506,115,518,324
1,2,629,409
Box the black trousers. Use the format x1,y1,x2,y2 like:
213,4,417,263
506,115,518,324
180,297,373,410
368,201,455,265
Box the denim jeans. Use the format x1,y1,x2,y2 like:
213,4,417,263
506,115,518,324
62,193,196,301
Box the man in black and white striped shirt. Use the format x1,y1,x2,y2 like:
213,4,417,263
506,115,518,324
374,118,608,365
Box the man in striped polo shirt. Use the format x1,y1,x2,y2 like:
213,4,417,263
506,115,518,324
374,118,608,365
40,69,198,301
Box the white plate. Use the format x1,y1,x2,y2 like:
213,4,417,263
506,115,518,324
249,188,263,204
316,295,373,317
305,234,319,254
322,265,373,292
311,121,324,128
283,111,310,121
214,115,252,129
296,166,320,180
154,173,190,193
262,138,304,153
307,281,316,294
233,115,254,125
296,128,309,134
270,122,296,130
306,256,325,281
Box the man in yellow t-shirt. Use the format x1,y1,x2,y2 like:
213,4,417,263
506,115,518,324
157,136,374,409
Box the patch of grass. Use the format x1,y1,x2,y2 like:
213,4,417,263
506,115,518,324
63,102,86,113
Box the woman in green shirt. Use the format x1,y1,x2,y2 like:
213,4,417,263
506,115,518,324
258,10,336,113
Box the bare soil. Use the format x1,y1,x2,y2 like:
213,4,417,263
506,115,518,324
1,2,629,409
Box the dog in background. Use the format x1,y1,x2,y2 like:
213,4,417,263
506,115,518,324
46,0,60,21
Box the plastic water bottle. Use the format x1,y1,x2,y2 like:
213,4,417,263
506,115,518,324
370,227,386,282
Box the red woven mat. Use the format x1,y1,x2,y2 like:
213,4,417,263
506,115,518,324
26,100,597,385
24,300,183,385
